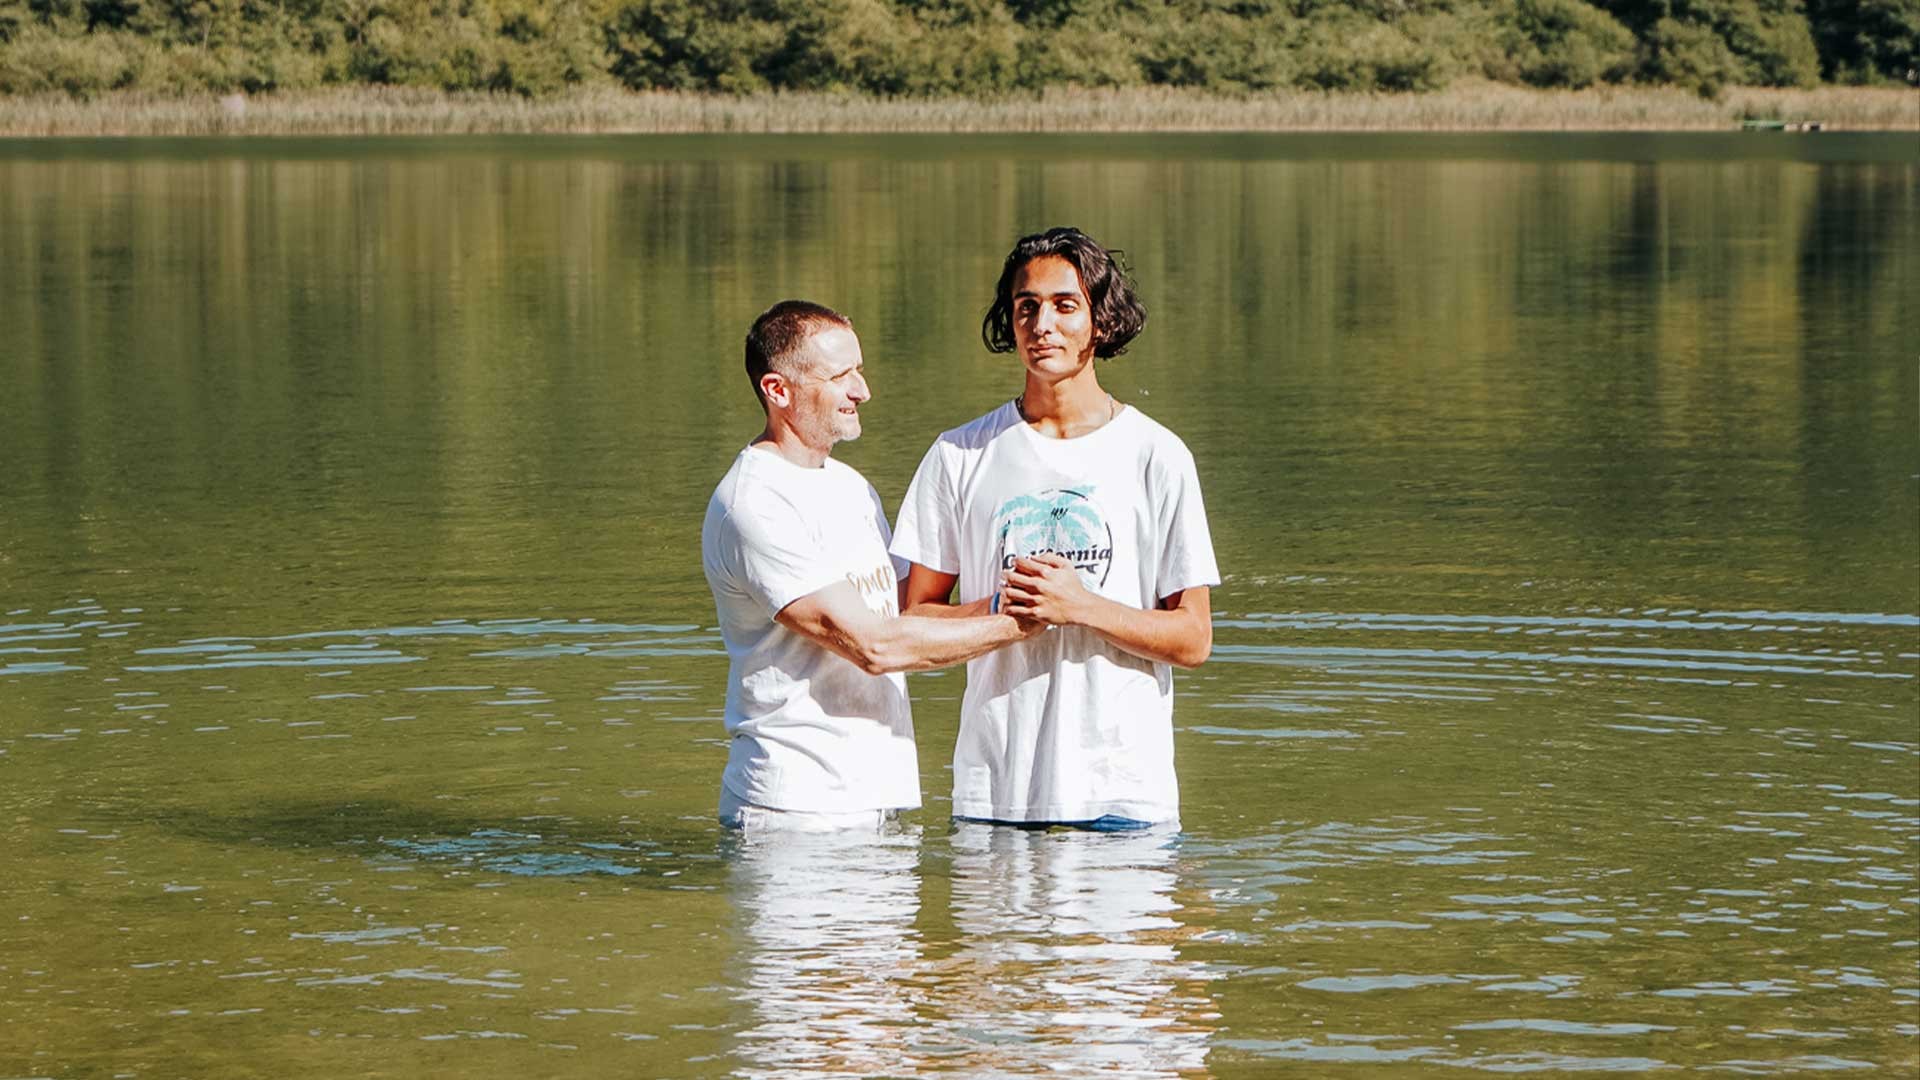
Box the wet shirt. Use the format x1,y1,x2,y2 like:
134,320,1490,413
891,402,1219,824
702,446,919,813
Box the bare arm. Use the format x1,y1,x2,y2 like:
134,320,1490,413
777,579,1035,675
900,564,992,618
999,553,1213,668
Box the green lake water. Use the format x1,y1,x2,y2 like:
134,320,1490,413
1,133,1916,1077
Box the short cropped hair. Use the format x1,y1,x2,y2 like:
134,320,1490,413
981,227,1146,359
745,300,852,409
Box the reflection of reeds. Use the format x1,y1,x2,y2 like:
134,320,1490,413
2,81,1914,137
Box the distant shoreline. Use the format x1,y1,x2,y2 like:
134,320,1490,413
2,83,1915,138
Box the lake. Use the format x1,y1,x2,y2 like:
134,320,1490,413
1,133,1916,1077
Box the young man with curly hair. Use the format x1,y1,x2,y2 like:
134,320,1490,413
890,228,1219,830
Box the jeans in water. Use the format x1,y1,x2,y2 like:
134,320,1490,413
954,814,1161,833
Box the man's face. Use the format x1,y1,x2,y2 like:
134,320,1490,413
779,325,870,448
1010,255,1096,378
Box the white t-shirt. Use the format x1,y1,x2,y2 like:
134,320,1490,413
701,445,919,814
890,402,1219,824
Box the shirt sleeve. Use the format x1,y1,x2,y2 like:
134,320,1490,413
889,440,960,576
867,484,910,608
727,496,844,617
1154,443,1221,601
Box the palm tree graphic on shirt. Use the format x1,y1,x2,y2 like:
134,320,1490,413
993,487,1114,588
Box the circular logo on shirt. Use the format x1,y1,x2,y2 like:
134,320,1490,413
991,486,1114,589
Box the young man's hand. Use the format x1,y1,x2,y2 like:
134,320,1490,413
1000,552,1091,626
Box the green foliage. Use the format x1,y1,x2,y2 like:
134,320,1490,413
344,0,610,95
765,0,954,93
0,0,1902,97
0,1,31,41
1696,0,1820,85
913,8,1022,92
1645,15,1743,94
1607,0,1821,87
1634,0,1819,90
1804,0,1919,81
1493,0,1635,87
603,0,1022,94
1137,8,1294,89
1293,16,1450,91
604,0,782,92
0,24,148,94
1009,10,1143,87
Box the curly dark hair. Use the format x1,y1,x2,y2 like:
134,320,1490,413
981,227,1146,360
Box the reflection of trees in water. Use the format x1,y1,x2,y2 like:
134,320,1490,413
725,827,926,1080
4,153,1911,612
926,825,1219,1078
1795,163,1920,583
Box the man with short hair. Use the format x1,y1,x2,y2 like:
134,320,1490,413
701,300,1037,832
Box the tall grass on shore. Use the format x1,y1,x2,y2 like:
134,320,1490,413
1,83,1913,138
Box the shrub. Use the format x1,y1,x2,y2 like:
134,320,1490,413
1636,0,1822,86
0,1,30,43
603,0,782,91
0,0,1898,99
0,24,149,94
1011,13,1147,88
1645,14,1743,95
1138,10,1294,89
1497,0,1635,87
1713,0,1822,86
1294,18,1450,91
760,0,924,92
911,11,1022,94
1804,0,1914,82
338,0,608,94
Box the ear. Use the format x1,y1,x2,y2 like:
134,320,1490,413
760,371,789,409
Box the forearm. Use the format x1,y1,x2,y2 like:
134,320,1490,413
781,580,1030,676
1074,595,1213,669
902,595,991,618
860,612,1025,673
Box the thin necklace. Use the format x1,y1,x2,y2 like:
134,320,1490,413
1016,393,1119,426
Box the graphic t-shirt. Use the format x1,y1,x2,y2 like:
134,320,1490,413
890,402,1219,824
701,446,919,813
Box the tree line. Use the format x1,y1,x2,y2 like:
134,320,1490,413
1,0,1913,100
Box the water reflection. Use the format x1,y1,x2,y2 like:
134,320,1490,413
725,827,926,1079
932,825,1218,1077
0,137,1914,1076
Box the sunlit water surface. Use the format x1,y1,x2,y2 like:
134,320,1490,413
2,134,1915,1077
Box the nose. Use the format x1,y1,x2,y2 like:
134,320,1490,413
848,369,871,402
1031,304,1062,340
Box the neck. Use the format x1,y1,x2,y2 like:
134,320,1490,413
1018,366,1115,439
753,418,830,468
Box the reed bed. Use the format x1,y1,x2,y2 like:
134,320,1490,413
1,82,1913,137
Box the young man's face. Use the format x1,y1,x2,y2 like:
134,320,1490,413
1010,255,1096,379
781,325,870,448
